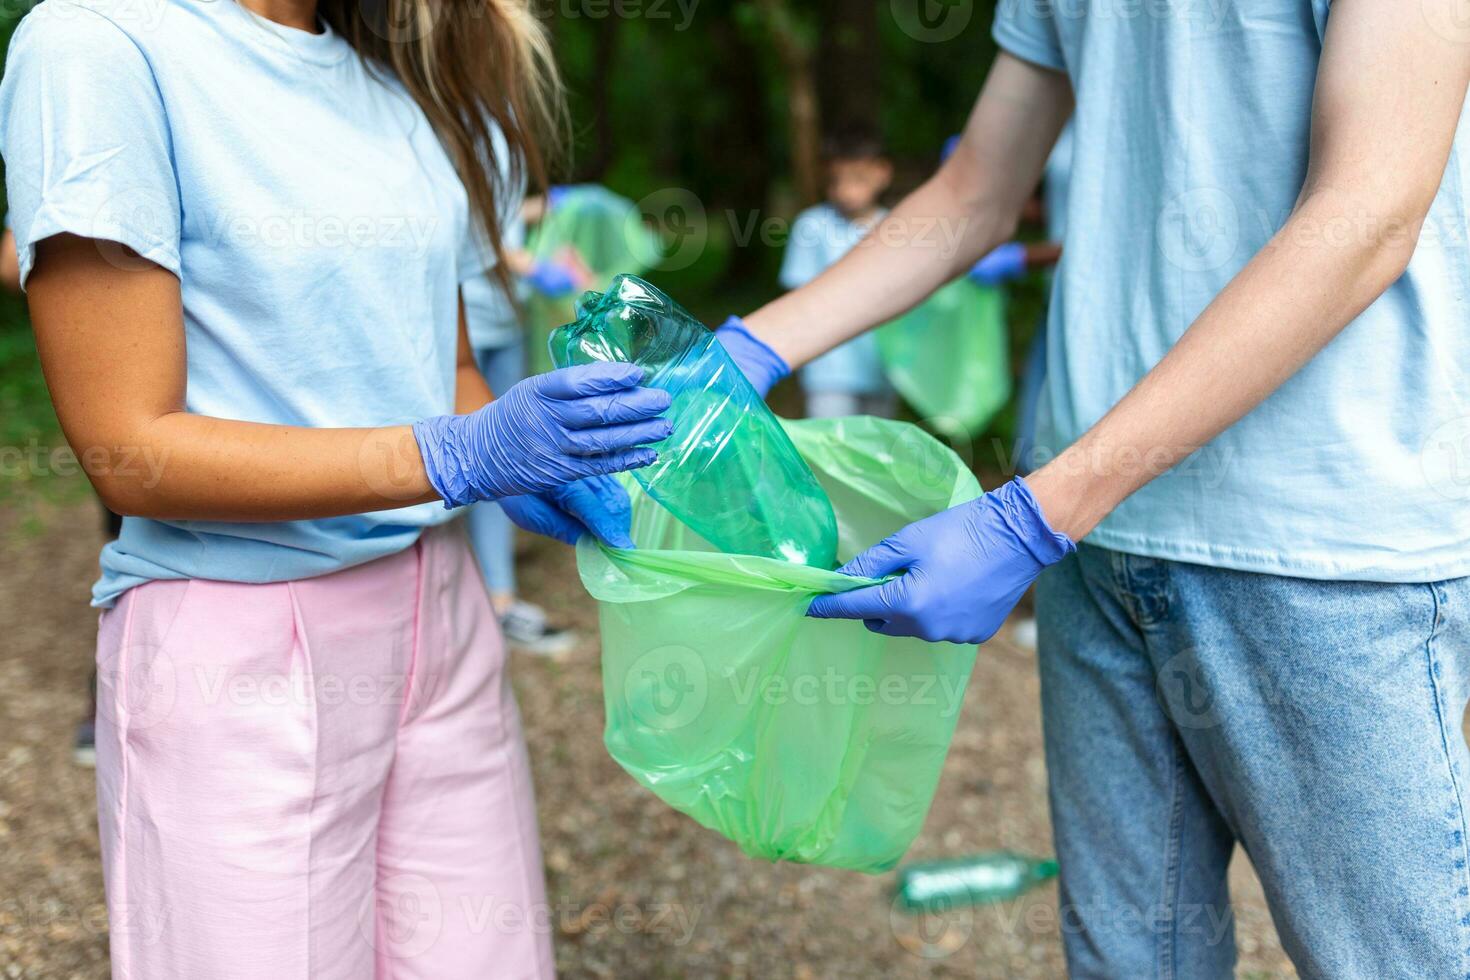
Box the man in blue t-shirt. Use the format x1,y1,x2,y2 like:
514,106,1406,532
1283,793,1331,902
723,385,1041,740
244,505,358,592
714,2,1470,975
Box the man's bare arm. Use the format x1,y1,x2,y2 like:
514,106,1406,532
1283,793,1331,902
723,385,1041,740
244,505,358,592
742,52,1073,369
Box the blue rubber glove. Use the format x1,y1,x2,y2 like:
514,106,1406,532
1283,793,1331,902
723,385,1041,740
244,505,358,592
968,241,1028,287
806,478,1074,644
500,475,634,548
413,362,671,508
525,261,577,298
714,316,790,398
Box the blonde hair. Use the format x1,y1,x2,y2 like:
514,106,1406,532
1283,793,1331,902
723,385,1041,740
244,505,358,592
325,0,565,289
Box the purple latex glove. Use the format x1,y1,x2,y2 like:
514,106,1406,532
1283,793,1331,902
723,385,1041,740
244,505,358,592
714,316,790,398
412,363,671,508
806,478,1074,644
500,475,634,549
968,241,1028,287
525,261,577,298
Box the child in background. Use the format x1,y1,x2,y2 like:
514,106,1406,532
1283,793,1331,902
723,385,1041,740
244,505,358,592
780,126,896,419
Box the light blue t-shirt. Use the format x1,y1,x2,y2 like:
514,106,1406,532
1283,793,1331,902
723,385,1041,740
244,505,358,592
1,0,492,605
995,0,1470,582
780,204,890,395
1042,123,1072,244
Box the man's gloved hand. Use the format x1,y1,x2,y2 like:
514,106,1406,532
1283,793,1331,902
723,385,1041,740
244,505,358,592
968,241,1028,287
413,363,671,508
525,261,578,298
714,316,790,398
806,478,1074,644
500,475,635,548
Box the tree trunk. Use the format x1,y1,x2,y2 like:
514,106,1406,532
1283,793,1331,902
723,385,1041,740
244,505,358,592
817,0,880,135
583,18,620,180
753,0,822,206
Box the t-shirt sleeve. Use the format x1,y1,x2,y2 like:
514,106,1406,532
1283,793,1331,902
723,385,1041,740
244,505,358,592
779,211,826,289
0,2,182,288
457,119,525,284
991,0,1067,73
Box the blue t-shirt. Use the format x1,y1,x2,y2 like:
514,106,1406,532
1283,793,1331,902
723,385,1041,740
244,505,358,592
780,204,889,395
1042,123,1072,245
995,0,1470,582
1,0,492,605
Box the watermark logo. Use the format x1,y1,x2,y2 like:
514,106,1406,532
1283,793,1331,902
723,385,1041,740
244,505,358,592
550,0,700,31
90,185,177,273
359,428,433,502
891,0,973,42
888,893,976,959
361,873,444,959
359,0,440,44
1157,187,1239,273
623,644,709,731
633,187,709,272
1422,0,1470,44
1422,416,1470,501
888,420,971,508
96,640,178,733
1154,647,1220,730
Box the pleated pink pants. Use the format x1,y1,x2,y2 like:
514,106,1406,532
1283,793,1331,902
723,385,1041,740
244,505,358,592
94,523,554,979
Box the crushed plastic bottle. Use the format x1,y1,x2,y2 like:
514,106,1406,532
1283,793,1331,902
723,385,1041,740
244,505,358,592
549,274,838,567
894,852,1059,913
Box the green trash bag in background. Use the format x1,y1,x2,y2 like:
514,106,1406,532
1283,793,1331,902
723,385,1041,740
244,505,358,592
525,185,663,374
578,417,981,873
877,277,1011,440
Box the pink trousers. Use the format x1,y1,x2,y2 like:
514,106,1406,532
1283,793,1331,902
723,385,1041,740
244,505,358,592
94,524,554,979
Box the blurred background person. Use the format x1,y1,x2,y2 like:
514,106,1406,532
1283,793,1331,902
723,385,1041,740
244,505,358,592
779,125,896,420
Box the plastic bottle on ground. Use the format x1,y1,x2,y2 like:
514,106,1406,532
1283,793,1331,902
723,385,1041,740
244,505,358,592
894,852,1059,912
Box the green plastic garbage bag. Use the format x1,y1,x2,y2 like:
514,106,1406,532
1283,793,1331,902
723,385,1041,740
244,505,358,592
525,185,663,374
578,417,981,873
877,277,1011,439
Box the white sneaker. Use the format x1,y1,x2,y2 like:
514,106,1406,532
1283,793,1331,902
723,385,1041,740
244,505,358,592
500,600,577,658
1012,616,1038,651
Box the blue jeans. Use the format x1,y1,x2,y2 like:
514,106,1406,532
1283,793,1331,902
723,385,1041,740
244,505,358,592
465,339,526,595
1036,543,1470,979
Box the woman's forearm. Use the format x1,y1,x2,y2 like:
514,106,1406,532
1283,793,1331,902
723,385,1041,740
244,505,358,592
95,415,436,521
28,234,449,522
83,296,497,521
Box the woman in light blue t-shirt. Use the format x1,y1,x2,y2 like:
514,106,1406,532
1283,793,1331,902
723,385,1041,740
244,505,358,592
1,0,671,975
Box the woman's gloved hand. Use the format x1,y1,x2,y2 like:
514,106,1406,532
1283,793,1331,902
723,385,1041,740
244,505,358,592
524,260,578,298
500,475,635,548
806,478,1074,644
968,241,1028,287
413,363,671,508
715,316,790,398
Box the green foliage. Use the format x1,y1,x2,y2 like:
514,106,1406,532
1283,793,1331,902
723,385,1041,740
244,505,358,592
0,304,54,449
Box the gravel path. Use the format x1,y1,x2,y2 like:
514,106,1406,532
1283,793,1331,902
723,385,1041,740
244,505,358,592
0,488,1298,979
